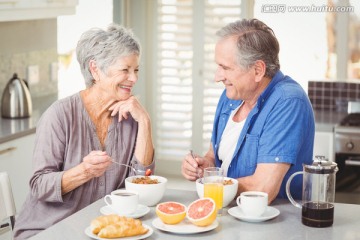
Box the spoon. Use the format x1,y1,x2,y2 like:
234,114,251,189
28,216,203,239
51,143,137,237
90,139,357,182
110,160,152,176
190,150,202,183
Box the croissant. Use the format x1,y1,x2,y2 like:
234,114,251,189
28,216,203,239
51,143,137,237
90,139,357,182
91,215,121,234
91,215,148,238
98,221,148,238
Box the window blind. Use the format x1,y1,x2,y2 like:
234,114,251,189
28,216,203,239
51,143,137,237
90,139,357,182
202,0,242,150
156,0,242,161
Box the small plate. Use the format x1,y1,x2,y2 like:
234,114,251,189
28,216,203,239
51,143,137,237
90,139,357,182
152,218,218,234
84,224,153,240
228,206,280,223
100,204,150,218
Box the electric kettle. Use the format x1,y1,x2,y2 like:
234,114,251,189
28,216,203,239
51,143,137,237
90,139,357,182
1,73,32,118
286,156,338,228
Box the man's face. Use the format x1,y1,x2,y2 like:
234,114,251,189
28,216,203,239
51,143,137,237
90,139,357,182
214,36,257,101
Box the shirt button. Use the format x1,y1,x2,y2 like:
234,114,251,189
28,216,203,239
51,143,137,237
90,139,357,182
262,99,264,102
230,103,232,106
275,157,280,161
100,182,104,186
215,144,217,148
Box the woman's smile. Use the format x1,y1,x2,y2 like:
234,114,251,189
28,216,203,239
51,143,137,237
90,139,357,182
118,84,132,92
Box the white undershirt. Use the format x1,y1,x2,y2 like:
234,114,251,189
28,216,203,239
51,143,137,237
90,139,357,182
218,105,246,176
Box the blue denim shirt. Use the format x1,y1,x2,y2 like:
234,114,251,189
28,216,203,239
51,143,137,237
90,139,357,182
211,71,315,199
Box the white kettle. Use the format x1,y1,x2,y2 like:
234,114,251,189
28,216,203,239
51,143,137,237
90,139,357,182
1,73,32,118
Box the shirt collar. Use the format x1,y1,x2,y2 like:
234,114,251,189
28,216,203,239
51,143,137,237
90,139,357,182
257,70,285,107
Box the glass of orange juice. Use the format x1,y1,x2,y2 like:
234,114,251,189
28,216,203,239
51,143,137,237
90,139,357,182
203,167,224,216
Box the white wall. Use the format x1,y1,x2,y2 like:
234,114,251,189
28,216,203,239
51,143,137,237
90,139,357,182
57,0,113,98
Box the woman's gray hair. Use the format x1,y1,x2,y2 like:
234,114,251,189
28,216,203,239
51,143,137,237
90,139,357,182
76,24,141,87
216,18,280,78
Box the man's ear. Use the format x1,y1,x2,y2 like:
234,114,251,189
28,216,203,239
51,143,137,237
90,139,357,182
89,60,100,81
254,60,266,82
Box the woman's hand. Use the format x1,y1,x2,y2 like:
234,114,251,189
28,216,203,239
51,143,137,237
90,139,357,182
108,96,150,123
108,95,154,167
61,151,112,195
82,151,112,178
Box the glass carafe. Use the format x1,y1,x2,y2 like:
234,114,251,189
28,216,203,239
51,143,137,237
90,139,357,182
286,156,338,227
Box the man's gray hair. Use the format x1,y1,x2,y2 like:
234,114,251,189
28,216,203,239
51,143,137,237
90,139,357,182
76,24,141,87
216,18,280,78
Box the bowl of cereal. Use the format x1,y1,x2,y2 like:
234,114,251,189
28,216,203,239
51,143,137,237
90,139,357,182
196,177,238,207
125,175,167,206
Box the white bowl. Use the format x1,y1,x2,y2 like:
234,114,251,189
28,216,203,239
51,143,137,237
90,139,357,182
196,177,238,207
125,175,167,206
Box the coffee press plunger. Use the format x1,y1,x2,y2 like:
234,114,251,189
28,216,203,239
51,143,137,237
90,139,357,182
286,156,338,227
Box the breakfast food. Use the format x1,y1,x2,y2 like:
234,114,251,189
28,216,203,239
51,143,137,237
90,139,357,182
91,215,120,234
90,215,148,238
223,179,233,185
187,198,217,227
145,169,152,176
131,176,159,184
156,201,187,224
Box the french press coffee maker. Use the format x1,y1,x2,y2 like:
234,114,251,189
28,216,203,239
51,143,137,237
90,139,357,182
286,156,338,228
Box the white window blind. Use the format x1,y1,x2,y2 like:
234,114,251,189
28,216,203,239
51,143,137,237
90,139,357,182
155,0,242,161
202,0,242,151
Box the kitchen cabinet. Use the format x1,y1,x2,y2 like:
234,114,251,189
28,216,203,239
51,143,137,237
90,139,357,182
314,131,334,162
0,133,35,211
0,0,78,22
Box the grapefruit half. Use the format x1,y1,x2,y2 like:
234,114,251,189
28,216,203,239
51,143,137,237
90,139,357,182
187,198,217,227
156,201,186,224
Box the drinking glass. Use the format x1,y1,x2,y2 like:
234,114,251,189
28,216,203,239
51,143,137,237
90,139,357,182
203,167,224,216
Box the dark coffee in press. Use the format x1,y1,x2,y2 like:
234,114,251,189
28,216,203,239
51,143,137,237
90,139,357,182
302,202,334,228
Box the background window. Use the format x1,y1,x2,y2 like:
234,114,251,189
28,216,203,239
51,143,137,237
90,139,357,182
254,0,329,91
349,0,360,79
154,0,242,162
255,0,359,86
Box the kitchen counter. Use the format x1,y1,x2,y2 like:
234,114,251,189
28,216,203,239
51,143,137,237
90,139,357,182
0,94,58,144
29,188,360,240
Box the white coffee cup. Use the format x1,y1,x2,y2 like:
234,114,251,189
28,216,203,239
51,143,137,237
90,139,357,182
236,191,268,217
104,189,139,215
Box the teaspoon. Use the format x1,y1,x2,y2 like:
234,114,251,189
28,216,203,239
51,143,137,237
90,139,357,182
110,160,152,176
190,150,203,183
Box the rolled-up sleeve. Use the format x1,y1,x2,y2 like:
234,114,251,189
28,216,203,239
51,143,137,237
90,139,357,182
130,152,156,176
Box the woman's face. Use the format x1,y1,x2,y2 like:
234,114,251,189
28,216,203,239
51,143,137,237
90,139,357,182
96,54,139,101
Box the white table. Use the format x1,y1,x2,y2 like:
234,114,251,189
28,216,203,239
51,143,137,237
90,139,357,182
29,189,360,240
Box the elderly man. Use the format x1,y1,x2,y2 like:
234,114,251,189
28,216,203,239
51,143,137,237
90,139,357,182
181,18,314,203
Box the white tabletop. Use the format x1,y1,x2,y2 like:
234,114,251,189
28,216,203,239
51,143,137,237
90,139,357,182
29,188,360,240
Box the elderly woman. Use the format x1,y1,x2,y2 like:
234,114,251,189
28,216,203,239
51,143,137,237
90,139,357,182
13,24,154,239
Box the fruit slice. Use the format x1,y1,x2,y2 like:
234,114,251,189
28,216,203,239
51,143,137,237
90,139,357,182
156,201,186,224
187,198,217,227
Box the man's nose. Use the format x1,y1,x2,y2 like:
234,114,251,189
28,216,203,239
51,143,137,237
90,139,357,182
215,67,224,82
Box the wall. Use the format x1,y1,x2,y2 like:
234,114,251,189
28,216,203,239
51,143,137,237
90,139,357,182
308,80,360,113
0,19,58,108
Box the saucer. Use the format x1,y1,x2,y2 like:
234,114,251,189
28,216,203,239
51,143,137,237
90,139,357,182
228,206,280,223
100,204,150,218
